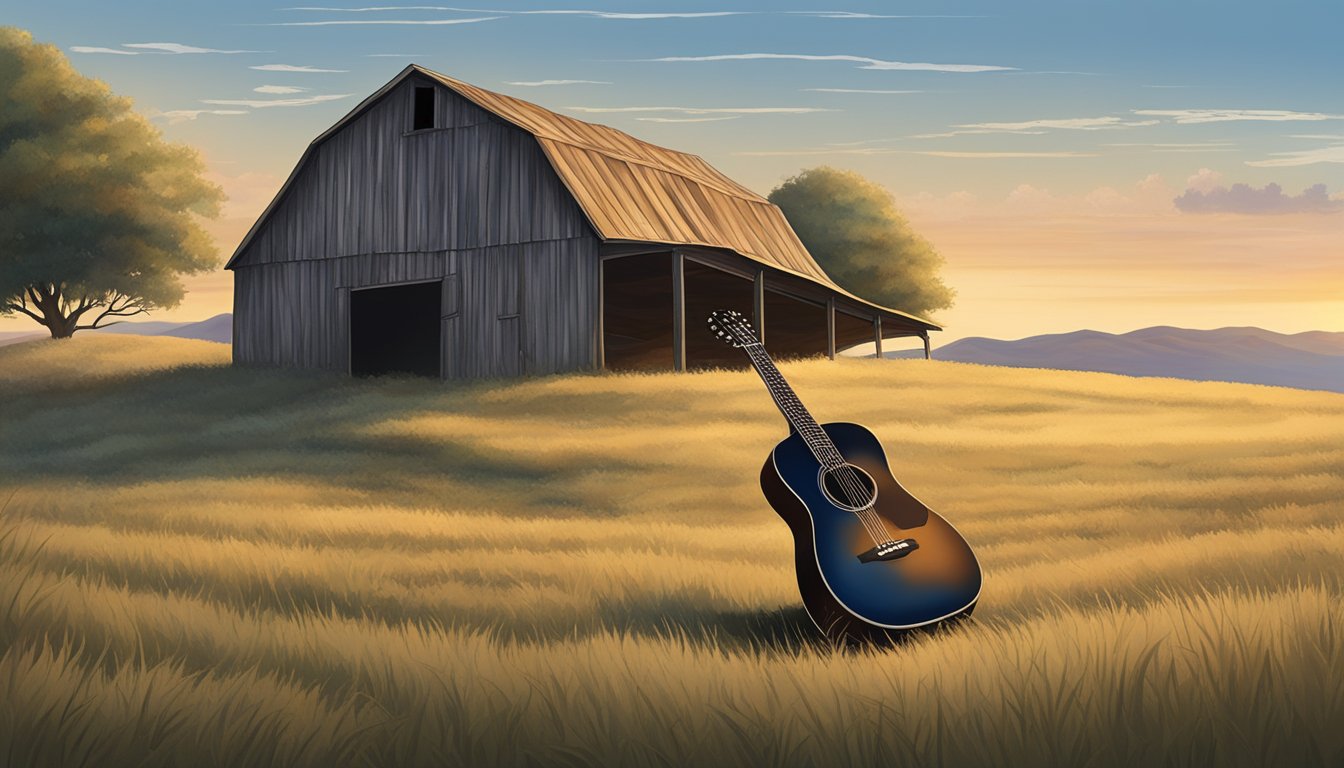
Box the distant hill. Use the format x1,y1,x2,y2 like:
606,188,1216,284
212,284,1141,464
0,313,232,347
155,314,231,343
892,326,1344,393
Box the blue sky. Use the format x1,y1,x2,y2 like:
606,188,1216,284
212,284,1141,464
5,1,1342,339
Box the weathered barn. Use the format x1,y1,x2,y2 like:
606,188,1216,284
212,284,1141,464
226,64,939,378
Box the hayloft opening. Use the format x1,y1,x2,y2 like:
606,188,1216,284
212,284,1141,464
350,281,441,377
413,86,435,130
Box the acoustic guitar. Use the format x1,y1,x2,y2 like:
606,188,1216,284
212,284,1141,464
707,309,982,644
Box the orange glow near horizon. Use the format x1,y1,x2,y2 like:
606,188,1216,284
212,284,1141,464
2,168,1340,342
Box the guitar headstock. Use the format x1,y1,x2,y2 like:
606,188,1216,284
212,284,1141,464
707,309,758,348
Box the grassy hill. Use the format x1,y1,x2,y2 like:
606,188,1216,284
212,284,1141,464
1,335,1341,767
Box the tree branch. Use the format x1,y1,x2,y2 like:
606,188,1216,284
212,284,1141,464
76,291,149,330
3,301,45,324
67,294,98,324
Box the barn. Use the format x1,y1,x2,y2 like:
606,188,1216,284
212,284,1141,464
226,64,939,378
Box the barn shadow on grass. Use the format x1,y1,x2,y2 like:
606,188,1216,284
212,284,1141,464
0,361,654,512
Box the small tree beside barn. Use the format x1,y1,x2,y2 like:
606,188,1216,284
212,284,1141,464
227,65,940,378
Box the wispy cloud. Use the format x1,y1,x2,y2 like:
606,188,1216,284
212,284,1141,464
283,6,746,19
156,109,249,123
1175,182,1344,213
70,46,139,55
123,42,259,54
506,79,612,87
913,130,1047,139
736,147,903,157
283,5,453,9
1136,108,1344,124
268,16,500,25
1246,145,1344,167
250,64,348,73
734,148,1094,158
564,106,833,115
915,116,1158,138
1105,141,1236,153
1106,142,1235,147
69,42,259,55
254,85,310,94
634,53,1014,73
916,150,1097,159
507,9,742,18
364,53,425,57
1287,134,1344,140
201,94,353,108
803,88,921,94
636,116,740,123
785,11,985,18
283,4,458,8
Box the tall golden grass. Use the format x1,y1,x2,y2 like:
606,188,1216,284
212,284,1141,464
1,335,1341,766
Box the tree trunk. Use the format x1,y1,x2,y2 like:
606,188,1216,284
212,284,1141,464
33,287,76,338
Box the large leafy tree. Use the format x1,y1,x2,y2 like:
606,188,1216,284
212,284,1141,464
0,27,222,338
769,166,954,318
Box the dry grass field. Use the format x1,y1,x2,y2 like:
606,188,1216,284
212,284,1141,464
1,335,1341,767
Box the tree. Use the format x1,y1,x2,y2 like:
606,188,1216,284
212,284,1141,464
768,166,954,318
0,27,223,338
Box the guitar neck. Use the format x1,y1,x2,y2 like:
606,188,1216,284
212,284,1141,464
739,343,843,468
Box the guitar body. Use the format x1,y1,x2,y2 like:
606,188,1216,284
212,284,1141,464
760,422,982,644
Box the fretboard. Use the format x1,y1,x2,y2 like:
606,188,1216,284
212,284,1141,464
740,343,845,469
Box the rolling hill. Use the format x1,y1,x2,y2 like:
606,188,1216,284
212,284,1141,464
0,335,1340,767
0,313,232,347
891,326,1344,393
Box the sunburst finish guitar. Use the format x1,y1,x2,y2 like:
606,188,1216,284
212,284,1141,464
708,309,982,644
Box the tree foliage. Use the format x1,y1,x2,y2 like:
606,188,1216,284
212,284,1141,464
768,166,954,318
0,27,223,337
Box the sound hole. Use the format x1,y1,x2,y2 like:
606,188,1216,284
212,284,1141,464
820,464,878,511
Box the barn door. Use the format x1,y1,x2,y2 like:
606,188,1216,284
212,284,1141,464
492,248,523,377
441,273,460,379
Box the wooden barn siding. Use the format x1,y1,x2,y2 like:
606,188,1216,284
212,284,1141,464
232,75,599,377
237,76,589,266
234,237,597,377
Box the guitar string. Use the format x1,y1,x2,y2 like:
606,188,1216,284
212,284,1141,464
736,325,894,546
738,330,885,528
737,337,891,544
738,328,887,534
749,333,894,545
743,342,890,544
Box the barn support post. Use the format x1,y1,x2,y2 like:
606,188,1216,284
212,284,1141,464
921,331,931,360
753,269,766,345
874,315,883,359
672,249,686,371
595,258,605,370
826,297,836,360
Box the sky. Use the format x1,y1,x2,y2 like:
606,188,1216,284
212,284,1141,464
5,1,1342,344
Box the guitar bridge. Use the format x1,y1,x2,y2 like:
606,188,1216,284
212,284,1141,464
857,538,919,563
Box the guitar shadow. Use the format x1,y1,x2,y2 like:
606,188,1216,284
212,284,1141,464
675,606,838,655
673,606,975,655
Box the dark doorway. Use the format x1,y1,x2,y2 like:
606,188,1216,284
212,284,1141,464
603,253,673,371
685,261,754,370
835,309,876,353
764,289,827,359
351,281,441,377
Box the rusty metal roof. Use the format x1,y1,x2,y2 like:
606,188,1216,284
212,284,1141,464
227,65,938,330
421,68,936,330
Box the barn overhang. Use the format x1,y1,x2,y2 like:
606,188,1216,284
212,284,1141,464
599,244,936,372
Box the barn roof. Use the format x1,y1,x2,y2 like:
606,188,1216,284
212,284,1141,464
227,65,938,331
